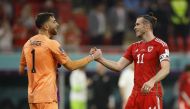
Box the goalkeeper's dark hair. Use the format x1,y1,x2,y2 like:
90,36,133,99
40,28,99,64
35,12,54,29
138,12,157,29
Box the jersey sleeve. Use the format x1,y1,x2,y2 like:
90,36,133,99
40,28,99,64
158,43,170,62
49,40,68,64
123,44,133,62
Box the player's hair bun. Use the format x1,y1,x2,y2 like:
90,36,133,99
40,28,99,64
148,12,154,17
148,12,157,26
138,12,157,28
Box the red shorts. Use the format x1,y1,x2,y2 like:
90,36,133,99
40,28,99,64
178,98,190,109
124,91,162,109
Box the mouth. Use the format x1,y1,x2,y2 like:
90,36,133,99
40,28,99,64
56,26,58,30
55,27,59,31
134,28,137,32
135,30,138,34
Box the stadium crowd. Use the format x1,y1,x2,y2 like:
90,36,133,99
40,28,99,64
0,0,190,53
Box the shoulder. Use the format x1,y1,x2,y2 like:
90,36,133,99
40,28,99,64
23,36,34,48
124,41,142,51
154,38,168,47
48,39,61,47
23,41,29,48
129,40,143,48
133,40,143,45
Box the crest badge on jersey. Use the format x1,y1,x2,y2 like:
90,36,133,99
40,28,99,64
148,46,153,52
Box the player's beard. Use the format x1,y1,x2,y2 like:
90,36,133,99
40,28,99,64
136,30,145,38
136,31,142,38
49,27,58,36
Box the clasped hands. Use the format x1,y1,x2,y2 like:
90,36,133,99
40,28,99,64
89,47,102,61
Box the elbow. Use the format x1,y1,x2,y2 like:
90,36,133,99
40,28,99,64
114,68,122,72
164,66,170,76
64,61,76,71
167,64,171,74
65,64,77,71
162,61,170,76
113,66,122,72
65,66,76,71
166,67,170,75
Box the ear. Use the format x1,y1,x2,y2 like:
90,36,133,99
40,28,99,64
144,23,151,30
43,23,49,30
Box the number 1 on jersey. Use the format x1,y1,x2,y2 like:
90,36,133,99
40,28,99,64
31,49,36,73
137,53,144,64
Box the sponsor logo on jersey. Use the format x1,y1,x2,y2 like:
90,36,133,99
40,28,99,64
135,49,139,52
140,49,146,52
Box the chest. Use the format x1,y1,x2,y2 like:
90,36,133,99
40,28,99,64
132,44,158,63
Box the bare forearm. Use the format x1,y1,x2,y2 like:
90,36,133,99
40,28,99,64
98,57,122,72
151,66,170,83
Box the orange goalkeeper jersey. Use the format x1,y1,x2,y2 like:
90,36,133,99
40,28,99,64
20,34,68,103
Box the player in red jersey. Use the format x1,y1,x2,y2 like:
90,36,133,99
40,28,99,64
177,65,190,109
93,14,170,109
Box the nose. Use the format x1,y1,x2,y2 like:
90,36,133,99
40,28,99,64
56,22,59,27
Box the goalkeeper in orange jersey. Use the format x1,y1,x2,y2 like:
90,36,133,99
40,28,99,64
19,12,101,109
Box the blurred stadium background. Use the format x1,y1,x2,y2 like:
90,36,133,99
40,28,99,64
0,0,190,109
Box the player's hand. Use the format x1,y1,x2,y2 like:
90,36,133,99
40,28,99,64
92,49,102,60
141,79,155,94
95,55,103,62
90,47,97,55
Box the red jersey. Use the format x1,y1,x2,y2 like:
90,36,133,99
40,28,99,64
178,72,190,98
123,38,170,96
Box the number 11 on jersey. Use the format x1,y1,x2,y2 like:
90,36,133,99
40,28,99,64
137,53,144,64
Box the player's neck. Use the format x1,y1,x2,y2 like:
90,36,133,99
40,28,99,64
142,31,155,42
38,29,51,38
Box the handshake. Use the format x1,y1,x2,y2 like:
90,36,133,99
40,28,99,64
89,47,102,61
